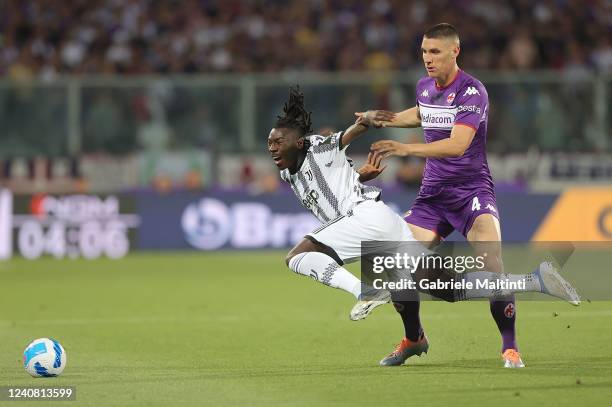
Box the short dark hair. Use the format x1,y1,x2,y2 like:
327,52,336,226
424,23,460,43
275,86,313,136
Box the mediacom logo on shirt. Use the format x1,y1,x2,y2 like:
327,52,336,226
418,104,457,129
421,112,455,125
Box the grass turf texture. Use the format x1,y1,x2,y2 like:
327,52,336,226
0,251,611,407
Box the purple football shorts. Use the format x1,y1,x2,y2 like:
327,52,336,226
404,182,499,238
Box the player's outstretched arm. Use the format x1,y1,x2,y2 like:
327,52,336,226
354,106,421,129
340,115,372,147
357,152,387,182
371,124,476,159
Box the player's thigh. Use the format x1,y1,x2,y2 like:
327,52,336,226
404,194,453,242
305,213,361,263
467,213,501,241
467,213,503,272
407,223,441,249
285,237,342,266
307,201,404,263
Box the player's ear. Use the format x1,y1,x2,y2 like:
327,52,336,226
453,44,460,58
297,137,304,149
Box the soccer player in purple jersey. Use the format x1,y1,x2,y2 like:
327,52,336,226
357,23,526,368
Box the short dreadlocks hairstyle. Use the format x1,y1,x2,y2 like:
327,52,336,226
275,86,313,136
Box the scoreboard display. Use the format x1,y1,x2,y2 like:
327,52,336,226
0,190,139,260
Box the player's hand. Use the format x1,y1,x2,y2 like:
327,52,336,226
354,110,396,128
357,152,387,182
354,114,372,128
371,140,410,157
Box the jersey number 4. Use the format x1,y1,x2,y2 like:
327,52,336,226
471,197,481,211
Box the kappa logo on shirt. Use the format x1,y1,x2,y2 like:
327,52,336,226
463,86,480,96
421,89,429,97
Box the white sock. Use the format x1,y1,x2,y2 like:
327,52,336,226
288,252,362,299
457,270,542,300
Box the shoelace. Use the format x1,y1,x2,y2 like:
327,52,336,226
562,281,579,300
387,342,403,356
389,335,426,356
389,339,411,356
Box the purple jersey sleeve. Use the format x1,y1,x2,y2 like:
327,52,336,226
454,82,487,131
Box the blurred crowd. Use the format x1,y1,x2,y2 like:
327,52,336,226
1,0,611,79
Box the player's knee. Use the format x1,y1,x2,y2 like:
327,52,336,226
467,214,501,242
285,249,307,267
285,252,294,267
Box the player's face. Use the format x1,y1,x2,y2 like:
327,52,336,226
421,37,459,80
268,128,303,170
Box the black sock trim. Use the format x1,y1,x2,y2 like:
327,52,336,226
304,235,344,266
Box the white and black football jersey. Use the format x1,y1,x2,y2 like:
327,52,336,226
279,132,381,223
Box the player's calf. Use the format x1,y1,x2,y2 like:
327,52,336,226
411,256,580,305
286,240,362,299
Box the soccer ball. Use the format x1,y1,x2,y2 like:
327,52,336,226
23,338,67,377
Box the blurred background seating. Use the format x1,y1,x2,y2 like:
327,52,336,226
0,0,609,194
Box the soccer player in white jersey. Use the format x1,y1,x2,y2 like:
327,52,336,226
269,86,580,365
270,86,403,320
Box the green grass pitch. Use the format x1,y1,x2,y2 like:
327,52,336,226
1,251,611,406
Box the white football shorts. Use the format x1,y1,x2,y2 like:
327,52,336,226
306,199,418,264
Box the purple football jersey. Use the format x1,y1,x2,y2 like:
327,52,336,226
416,70,493,186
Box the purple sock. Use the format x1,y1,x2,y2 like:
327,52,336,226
489,296,517,352
392,292,423,342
